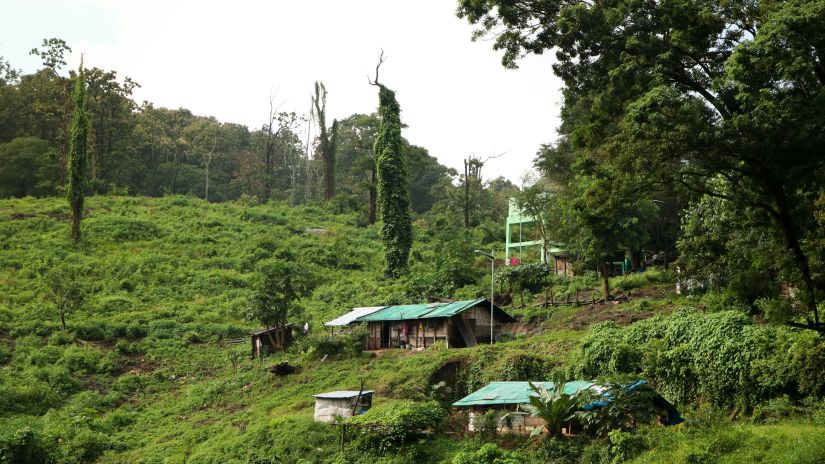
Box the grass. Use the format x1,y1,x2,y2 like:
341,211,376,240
630,421,825,464
1,195,824,463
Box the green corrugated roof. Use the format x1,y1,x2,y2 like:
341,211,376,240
356,303,439,321
452,381,594,407
420,298,486,319
356,298,490,322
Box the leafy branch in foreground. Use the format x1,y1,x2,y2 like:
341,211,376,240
522,372,583,439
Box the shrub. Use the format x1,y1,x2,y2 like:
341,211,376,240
47,330,75,346
0,341,11,365
0,427,49,464
85,217,164,241
112,373,149,394
752,395,797,423
450,443,521,464
60,346,104,375
576,309,811,408
608,429,646,464
348,401,447,454
297,326,367,359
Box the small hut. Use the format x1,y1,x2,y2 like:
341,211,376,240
452,380,682,434
326,298,515,350
250,325,295,358
313,390,374,423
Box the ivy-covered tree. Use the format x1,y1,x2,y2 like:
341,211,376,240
66,60,89,243
370,53,412,278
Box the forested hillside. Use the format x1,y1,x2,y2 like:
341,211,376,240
2,197,825,463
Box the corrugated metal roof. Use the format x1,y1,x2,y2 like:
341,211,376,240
314,390,375,399
356,298,514,323
324,306,386,327
356,303,440,322
452,381,594,407
420,298,486,319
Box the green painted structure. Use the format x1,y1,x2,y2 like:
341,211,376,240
505,198,570,275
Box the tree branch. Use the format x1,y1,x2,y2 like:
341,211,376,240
368,49,386,86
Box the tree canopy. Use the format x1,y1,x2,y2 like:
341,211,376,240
460,0,825,331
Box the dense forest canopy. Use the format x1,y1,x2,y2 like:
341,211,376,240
0,39,497,222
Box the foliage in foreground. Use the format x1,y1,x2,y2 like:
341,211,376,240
576,309,825,409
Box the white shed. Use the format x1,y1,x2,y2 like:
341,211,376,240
313,390,374,423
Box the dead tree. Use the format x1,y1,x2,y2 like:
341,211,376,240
462,152,504,228
262,95,298,203
312,82,338,200
202,129,217,201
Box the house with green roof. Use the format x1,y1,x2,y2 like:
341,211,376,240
452,380,683,434
325,298,515,350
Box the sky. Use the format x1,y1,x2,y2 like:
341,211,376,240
0,0,564,184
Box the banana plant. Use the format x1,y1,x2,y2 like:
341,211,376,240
522,372,583,438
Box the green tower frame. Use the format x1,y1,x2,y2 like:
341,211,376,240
505,198,565,265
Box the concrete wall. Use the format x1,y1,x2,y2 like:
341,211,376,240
314,398,355,423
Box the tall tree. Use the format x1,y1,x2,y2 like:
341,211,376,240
459,0,825,329
335,113,380,223
261,98,299,203
370,53,412,277
247,259,314,351
66,60,89,243
312,81,338,200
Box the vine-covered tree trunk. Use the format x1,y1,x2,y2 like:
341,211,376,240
368,167,377,225
374,84,412,277
463,159,470,228
66,62,89,243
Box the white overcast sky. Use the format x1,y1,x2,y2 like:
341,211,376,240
1,0,563,183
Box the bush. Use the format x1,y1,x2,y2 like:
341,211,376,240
752,395,797,423
348,401,447,454
0,426,49,464
85,217,164,241
451,443,521,464
576,309,814,408
608,429,646,463
297,326,367,359
60,346,104,375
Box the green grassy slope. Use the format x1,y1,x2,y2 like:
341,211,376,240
1,196,824,464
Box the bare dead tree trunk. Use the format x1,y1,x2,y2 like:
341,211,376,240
463,159,470,228
312,82,337,200
304,101,314,203
263,96,276,203
203,130,216,201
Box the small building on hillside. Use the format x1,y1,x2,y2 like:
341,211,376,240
250,325,295,358
452,380,682,434
313,390,374,423
326,298,515,350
